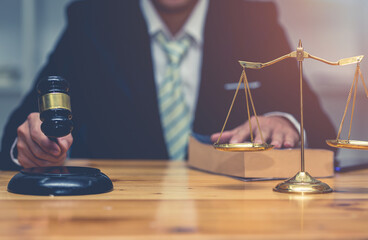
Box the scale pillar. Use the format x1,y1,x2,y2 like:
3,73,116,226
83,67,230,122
273,40,333,194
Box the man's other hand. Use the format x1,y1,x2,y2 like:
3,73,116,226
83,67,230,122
210,116,299,148
16,112,73,168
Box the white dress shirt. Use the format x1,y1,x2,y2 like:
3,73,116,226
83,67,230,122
140,0,209,118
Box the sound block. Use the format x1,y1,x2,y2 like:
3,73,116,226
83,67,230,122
7,166,113,196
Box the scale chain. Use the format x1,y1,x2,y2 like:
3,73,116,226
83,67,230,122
216,70,245,144
358,68,368,98
336,65,360,140
243,71,265,144
348,68,359,141
243,70,254,143
216,69,265,145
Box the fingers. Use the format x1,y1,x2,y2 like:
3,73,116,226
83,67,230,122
23,127,60,162
16,112,72,168
283,130,299,148
17,124,55,168
270,130,284,148
58,135,73,153
27,113,61,156
17,139,41,168
211,116,300,149
229,124,250,144
211,125,251,144
211,131,235,144
267,116,299,148
211,124,251,144
254,123,271,145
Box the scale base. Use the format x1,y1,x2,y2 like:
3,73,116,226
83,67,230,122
273,171,333,194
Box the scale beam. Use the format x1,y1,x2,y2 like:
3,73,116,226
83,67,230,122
308,54,364,66
238,51,298,69
239,52,364,69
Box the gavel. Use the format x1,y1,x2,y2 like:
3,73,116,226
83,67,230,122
37,76,73,138
8,76,113,196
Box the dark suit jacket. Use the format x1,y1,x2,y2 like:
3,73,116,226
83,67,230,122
0,0,336,170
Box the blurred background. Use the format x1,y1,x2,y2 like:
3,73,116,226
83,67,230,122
0,0,367,167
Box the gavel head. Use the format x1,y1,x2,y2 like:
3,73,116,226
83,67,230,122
37,76,73,138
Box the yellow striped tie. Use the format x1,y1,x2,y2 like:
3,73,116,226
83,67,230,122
156,32,192,160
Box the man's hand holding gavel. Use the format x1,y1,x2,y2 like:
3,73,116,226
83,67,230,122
16,112,73,168
15,76,74,168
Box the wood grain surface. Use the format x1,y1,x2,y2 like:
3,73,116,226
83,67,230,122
0,159,368,240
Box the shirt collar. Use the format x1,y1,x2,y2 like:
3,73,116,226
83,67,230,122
140,0,209,45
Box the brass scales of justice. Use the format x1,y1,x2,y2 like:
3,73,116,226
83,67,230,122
213,40,368,194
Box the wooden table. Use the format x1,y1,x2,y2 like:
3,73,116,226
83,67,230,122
0,159,368,240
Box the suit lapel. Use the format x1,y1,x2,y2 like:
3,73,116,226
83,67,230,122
193,0,248,135
102,0,168,158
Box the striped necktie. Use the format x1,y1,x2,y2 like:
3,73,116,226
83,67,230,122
155,32,192,160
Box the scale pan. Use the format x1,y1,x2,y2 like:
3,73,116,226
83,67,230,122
213,142,274,152
326,139,368,150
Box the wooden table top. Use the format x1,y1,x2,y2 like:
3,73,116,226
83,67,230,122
0,159,368,240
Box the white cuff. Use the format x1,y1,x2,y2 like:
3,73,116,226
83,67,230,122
10,137,21,166
263,111,307,147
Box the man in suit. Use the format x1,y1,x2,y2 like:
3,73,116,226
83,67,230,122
0,0,335,169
